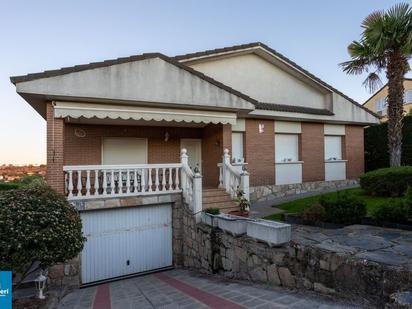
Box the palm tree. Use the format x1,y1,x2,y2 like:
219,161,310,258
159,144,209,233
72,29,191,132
341,3,412,167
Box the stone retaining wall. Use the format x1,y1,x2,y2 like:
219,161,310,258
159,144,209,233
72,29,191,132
249,179,359,202
181,205,412,306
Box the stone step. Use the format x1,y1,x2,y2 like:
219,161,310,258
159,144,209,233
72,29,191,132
202,188,228,197
203,200,239,210
202,195,233,203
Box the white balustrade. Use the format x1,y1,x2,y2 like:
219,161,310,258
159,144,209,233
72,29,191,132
64,163,182,200
64,150,204,221
219,148,250,201
180,148,202,222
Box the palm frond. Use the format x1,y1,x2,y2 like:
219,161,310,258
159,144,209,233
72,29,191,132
362,72,383,92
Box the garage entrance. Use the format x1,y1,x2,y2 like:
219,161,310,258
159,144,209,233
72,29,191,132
80,204,173,285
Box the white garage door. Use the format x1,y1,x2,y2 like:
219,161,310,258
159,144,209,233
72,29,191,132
80,204,172,284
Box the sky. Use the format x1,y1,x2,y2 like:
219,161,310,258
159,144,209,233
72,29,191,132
0,0,407,164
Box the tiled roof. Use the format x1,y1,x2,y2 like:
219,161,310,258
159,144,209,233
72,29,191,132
256,102,334,115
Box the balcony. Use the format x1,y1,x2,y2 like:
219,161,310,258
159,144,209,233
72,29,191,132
64,163,183,200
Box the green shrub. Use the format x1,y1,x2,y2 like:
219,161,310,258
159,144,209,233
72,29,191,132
364,115,412,171
302,204,326,222
360,166,412,197
319,192,367,224
205,207,220,215
0,182,20,191
20,175,45,186
0,184,85,283
372,200,410,223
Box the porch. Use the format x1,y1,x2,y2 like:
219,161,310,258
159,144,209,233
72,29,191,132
63,148,249,216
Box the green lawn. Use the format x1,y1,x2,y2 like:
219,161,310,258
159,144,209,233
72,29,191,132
264,188,404,221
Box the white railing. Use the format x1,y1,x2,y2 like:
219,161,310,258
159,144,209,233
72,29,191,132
63,149,203,221
218,149,250,201
64,163,182,200
180,149,202,222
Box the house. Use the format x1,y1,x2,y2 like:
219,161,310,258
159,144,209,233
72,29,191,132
10,42,378,285
363,78,412,120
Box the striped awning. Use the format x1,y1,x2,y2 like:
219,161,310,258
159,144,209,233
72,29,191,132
53,101,237,125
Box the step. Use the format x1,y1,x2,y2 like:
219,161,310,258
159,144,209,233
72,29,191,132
203,200,239,210
203,195,233,203
203,203,240,214
202,189,228,198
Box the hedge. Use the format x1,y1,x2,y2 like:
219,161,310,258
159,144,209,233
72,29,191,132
365,115,412,171
360,166,412,196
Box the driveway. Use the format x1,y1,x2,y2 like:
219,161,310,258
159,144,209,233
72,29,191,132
57,269,361,309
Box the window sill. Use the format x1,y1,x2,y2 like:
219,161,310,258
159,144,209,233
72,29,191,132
324,160,347,163
275,161,304,165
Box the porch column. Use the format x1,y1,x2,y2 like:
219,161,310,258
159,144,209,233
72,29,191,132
46,103,65,194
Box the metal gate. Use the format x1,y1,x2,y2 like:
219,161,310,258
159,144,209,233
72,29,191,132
80,204,173,284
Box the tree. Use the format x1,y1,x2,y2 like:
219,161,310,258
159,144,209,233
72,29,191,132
341,3,412,167
0,184,85,285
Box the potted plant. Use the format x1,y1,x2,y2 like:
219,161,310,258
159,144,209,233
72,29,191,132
201,207,220,226
229,187,250,217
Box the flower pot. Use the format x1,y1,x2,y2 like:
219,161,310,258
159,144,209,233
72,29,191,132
216,214,250,236
201,212,219,227
247,219,291,246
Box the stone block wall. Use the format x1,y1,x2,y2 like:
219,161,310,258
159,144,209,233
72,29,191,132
249,179,359,203
180,205,412,306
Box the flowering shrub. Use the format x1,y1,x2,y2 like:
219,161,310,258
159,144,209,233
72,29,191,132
0,184,85,280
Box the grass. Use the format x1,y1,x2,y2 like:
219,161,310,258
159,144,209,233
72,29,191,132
264,188,404,221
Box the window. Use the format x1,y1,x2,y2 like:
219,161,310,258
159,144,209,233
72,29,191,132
324,136,342,161
275,134,299,162
375,97,387,112
232,133,244,163
102,138,148,165
405,90,412,104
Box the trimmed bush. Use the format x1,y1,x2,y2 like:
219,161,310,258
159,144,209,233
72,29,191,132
320,192,367,224
360,166,412,196
0,182,20,191
365,115,412,171
372,200,410,223
205,207,220,215
0,184,85,281
302,204,326,222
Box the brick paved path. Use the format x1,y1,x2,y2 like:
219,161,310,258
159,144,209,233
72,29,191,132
57,269,362,309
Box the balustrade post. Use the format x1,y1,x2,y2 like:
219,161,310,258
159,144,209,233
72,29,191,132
85,170,91,196
240,169,250,203
67,170,73,198
180,148,188,198
222,148,231,193
192,171,203,223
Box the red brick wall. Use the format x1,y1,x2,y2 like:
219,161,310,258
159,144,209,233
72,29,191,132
64,124,202,165
201,124,231,187
245,119,275,186
46,103,65,194
345,125,364,179
301,123,325,182
63,123,232,187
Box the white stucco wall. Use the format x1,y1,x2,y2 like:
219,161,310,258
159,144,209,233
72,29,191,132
16,57,255,112
189,54,327,109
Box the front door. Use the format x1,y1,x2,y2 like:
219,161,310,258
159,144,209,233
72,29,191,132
181,139,202,172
